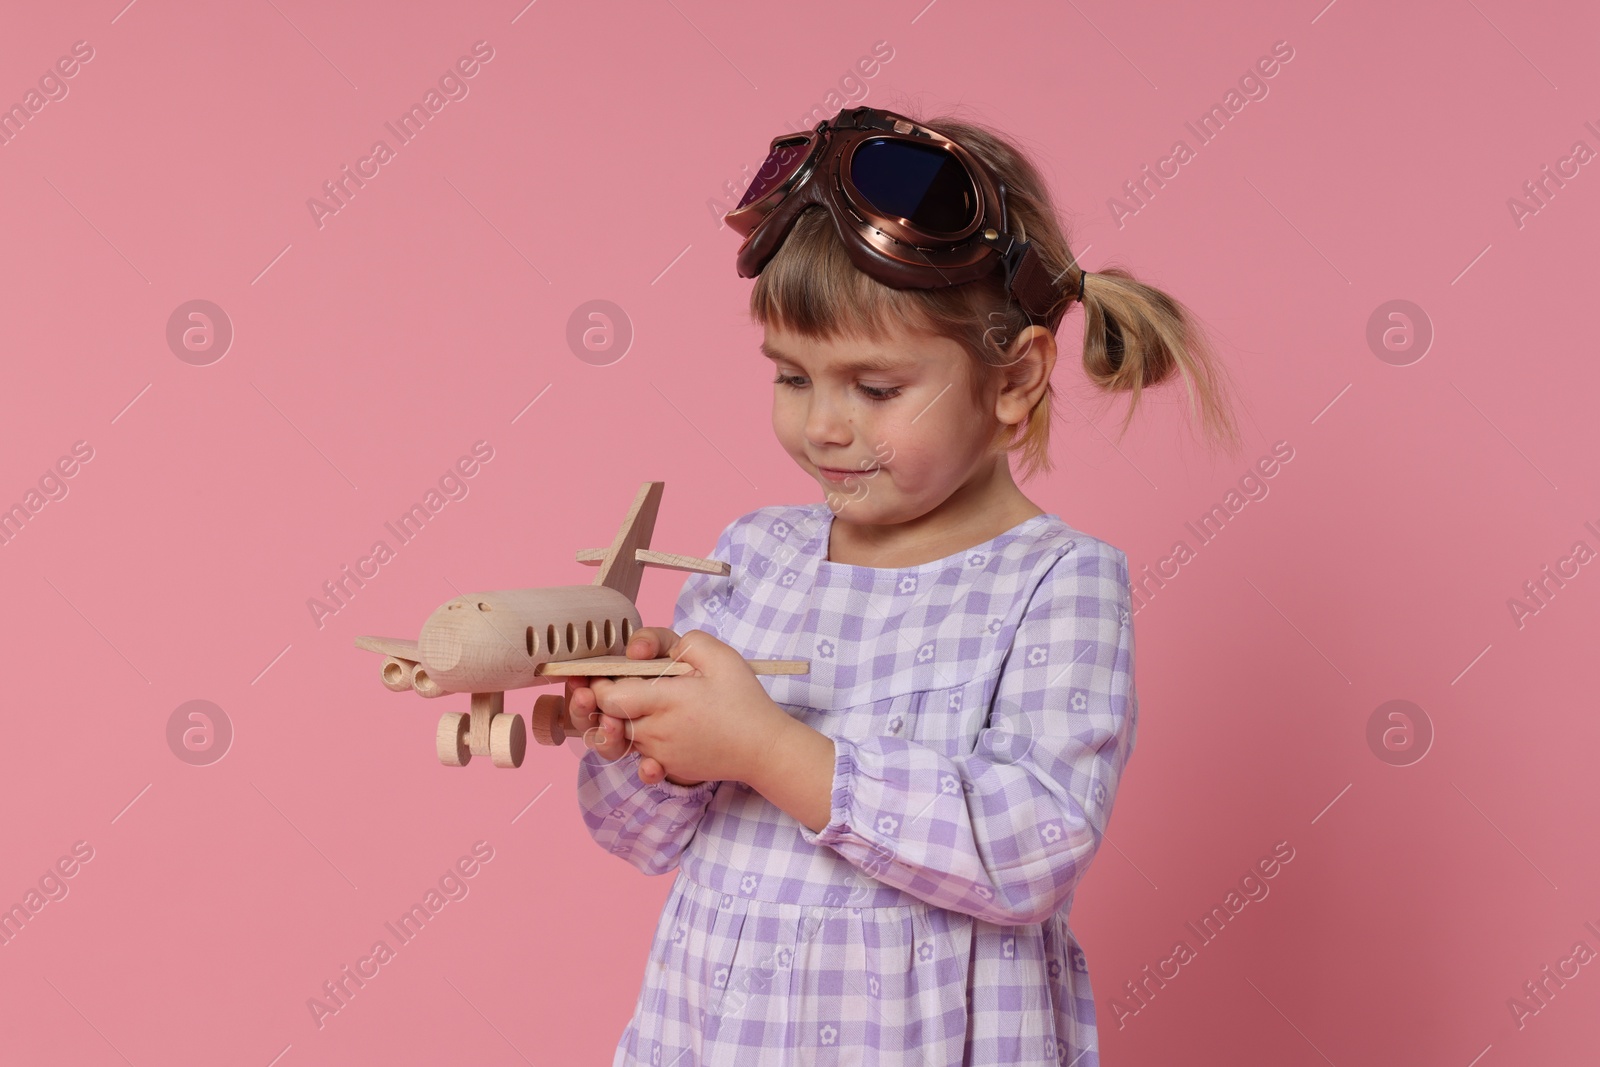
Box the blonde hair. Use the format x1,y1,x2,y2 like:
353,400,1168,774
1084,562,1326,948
747,106,1243,480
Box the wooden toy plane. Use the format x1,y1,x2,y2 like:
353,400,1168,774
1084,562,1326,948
355,481,808,769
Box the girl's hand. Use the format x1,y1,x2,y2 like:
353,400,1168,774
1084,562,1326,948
589,630,794,788
562,627,701,787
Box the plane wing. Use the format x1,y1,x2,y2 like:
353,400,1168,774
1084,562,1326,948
354,634,421,660
534,656,808,678
574,547,728,576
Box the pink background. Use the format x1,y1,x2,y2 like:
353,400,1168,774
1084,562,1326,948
3,1,1597,1063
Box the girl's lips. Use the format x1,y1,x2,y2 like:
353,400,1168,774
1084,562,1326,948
818,466,878,483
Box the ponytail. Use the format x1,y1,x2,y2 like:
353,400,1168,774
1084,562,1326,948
1077,265,1243,456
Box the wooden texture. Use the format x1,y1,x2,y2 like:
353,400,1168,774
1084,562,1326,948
436,712,470,766
355,634,421,659
380,657,416,693
490,713,526,768
468,692,502,756
414,585,643,693
412,669,446,699
353,481,812,767
575,546,730,576
534,655,809,678
588,481,663,602
529,693,567,747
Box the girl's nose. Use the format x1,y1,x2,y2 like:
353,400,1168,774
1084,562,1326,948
803,392,853,448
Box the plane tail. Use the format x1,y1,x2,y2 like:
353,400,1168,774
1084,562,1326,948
589,481,664,602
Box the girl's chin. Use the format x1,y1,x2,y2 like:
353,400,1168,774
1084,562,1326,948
821,488,891,516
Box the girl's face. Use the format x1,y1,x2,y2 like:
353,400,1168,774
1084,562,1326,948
763,320,1006,525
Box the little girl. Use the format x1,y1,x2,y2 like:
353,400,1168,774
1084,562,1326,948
565,106,1239,1066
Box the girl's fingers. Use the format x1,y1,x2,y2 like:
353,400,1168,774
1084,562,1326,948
563,683,595,734
587,712,633,760
584,709,609,748
625,627,682,660
568,629,678,749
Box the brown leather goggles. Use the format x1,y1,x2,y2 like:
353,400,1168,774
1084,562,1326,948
724,106,1066,328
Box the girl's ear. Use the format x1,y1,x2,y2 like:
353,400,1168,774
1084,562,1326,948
992,326,1057,428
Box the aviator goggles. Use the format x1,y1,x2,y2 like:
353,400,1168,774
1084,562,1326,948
723,106,1071,329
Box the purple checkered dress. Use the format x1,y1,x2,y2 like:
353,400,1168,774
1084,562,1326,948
578,502,1137,1066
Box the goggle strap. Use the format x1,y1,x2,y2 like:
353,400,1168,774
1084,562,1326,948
988,181,1064,326
1009,243,1064,327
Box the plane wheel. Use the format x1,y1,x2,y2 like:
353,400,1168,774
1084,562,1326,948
530,694,568,747
490,713,527,769
436,712,471,766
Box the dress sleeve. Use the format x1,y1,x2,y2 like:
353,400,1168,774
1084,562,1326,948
796,539,1137,925
575,514,739,876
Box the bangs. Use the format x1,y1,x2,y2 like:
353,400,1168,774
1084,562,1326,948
748,206,943,345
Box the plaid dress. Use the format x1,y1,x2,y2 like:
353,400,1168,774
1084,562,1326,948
578,502,1137,1066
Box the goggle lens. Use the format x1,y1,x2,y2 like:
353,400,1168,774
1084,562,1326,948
849,138,977,234
735,136,812,212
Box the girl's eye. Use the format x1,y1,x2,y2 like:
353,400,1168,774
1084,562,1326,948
772,374,900,402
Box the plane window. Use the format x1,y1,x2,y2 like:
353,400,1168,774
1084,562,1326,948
565,622,576,654
526,626,535,656
585,620,597,650
621,618,633,644
548,624,558,655
604,618,615,649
